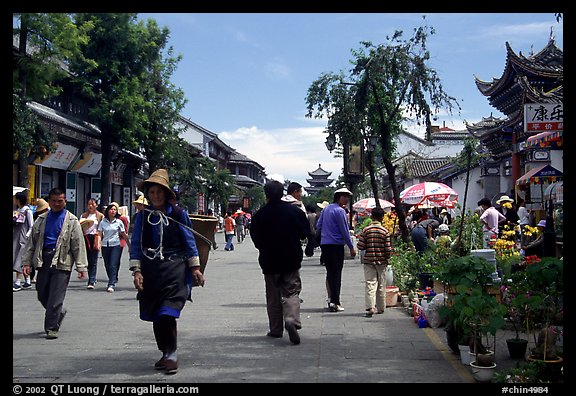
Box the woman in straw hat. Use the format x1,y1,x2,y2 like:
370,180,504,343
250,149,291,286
80,198,104,289
129,168,204,375
496,194,519,231
132,194,148,213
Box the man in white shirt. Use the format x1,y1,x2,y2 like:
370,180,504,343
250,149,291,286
478,198,506,248
282,182,306,213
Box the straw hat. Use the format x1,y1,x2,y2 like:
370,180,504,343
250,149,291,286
317,200,330,209
137,169,176,200
132,195,148,206
496,195,514,205
35,198,49,213
79,218,94,232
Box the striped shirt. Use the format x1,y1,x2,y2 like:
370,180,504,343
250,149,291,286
357,220,392,265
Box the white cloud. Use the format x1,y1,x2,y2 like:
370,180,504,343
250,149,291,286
267,173,285,184
264,59,291,80
219,125,341,187
478,22,560,43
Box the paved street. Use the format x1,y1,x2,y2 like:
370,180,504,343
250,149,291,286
13,232,512,384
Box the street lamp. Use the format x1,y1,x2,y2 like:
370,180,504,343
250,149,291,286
325,133,336,152
366,134,378,152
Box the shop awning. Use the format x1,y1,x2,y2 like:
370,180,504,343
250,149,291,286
525,130,563,148
516,164,563,186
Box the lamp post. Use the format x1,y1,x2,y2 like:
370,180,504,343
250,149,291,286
325,133,337,152
324,131,365,230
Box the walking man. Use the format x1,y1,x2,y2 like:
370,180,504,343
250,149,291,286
315,187,356,312
356,207,392,317
21,188,87,339
250,180,311,345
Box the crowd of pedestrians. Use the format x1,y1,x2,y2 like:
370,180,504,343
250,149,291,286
17,176,546,376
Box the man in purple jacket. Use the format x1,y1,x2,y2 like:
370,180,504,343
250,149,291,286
315,187,357,312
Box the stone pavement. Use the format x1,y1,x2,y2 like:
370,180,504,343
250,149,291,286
13,232,523,384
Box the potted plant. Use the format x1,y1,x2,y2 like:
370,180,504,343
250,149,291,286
501,270,529,359
493,360,543,383
517,256,563,382
436,255,506,369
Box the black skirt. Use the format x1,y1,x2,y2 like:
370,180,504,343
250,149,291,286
137,256,189,322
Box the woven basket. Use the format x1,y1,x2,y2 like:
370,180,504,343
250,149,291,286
189,214,218,279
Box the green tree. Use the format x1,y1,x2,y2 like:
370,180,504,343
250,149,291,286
70,13,185,204
12,89,56,184
246,185,265,211
306,18,460,242
302,187,335,210
12,13,95,188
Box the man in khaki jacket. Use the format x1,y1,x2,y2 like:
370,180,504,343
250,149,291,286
21,188,87,339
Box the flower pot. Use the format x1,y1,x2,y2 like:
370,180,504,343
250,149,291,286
526,355,563,383
506,338,528,359
469,350,494,367
469,361,497,383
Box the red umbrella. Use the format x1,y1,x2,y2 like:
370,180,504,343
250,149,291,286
417,198,457,209
352,198,395,214
231,209,245,218
399,182,458,206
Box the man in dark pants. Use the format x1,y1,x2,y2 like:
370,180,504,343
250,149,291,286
250,180,311,345
21,188,87,339
315,187,357,312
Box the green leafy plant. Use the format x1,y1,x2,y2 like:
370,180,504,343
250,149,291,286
493,361,544,383
437,255,507,361
506,257,563,360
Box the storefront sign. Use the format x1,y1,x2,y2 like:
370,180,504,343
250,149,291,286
110,170,123,185
34,142,78,170
70,152,102,175
524,103,563,133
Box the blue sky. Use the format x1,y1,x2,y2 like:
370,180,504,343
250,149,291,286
140,13,563,187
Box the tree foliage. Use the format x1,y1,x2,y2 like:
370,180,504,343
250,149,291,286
306,17,460,242
12,88,56,163
69,13,187,203
13,13,95,187
13,13,95,99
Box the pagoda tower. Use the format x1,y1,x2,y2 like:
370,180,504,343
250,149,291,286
306,164,334,195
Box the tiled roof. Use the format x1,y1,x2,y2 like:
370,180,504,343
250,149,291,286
405,158,452,178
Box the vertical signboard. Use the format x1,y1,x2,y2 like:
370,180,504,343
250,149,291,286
66,172,77,213
91,177,102,205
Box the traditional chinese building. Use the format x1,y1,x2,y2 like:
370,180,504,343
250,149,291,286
306,163,334,195
466,35,563,208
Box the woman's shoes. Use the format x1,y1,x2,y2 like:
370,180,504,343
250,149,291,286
154,357,178,374
365,308,375,317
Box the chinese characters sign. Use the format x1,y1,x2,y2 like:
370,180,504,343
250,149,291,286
34,142,78,170
524,103,563,133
